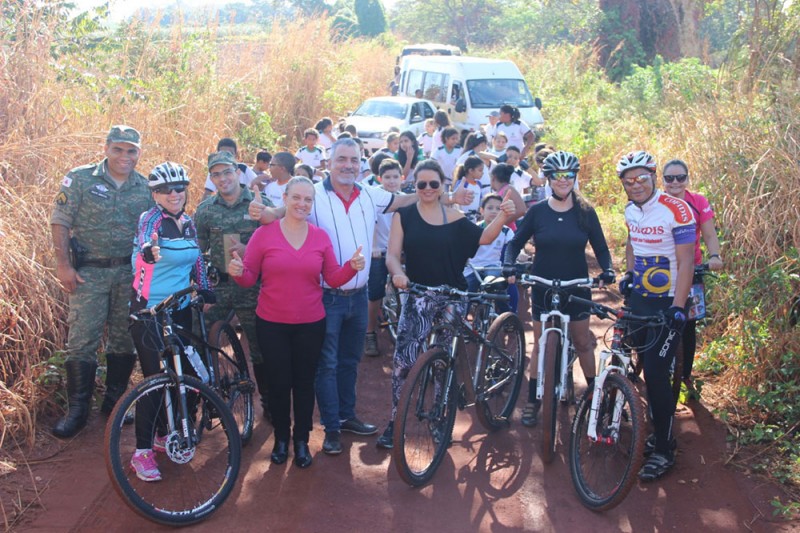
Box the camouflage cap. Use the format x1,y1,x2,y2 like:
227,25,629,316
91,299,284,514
207,151,238,170
106,125,141,148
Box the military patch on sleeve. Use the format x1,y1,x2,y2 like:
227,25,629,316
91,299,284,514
55,191,68,205
62,175,73,188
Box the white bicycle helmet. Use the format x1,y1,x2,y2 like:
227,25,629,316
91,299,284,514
148,162,190,189
541,150,580,175
616,150,657,177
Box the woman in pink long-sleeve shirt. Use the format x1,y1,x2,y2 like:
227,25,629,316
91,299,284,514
229,176,365,469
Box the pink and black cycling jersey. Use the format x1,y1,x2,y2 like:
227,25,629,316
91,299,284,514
625,189,696,298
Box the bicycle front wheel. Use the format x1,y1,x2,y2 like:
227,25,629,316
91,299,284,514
105,374,242,526
568,373,646,511
541,330,561,464
393,349,457,487
475,312,525,432
211,321,255,445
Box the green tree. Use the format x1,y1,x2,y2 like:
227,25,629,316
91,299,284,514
391,0,501,50
354,0,386,36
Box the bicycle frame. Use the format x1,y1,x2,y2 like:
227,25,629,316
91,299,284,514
535,309,574,403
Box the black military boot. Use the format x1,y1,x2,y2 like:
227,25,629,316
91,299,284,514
100,353,136,415
252,362,271,422
52,359,97,439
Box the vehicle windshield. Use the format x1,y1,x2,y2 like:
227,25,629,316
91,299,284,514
466,79,534,108
353,100,407,120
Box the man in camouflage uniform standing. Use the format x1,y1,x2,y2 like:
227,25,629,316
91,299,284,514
195,151,273,418
50,125,154,438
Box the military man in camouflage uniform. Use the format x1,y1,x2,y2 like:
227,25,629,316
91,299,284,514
50,125,154,438
195,151,273,418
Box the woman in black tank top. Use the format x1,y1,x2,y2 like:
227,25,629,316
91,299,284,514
374,159,516,449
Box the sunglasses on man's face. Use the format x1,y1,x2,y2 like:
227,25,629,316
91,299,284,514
154,185,187,194
663,173,688,184
547,171,577,181
620,173,654,186
416,180,441,190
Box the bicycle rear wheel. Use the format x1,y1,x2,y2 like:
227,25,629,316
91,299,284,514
211,321,255,445
393,349,457,487
568,373,645,511
105,374,242,526
540,330,561,464
475,312,525,432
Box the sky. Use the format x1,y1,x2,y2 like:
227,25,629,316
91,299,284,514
72,0,397,21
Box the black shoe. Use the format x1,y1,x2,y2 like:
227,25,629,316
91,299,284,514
340,417,378,436
643,433,678,457
322,431,342,455
294,441,313,468
638,450,675,481
271,440,289,464
521,401,541,428
376,422,394,450
53,360,97,439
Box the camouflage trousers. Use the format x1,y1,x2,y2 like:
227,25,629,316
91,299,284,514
203,283,262,365
66,264,134,363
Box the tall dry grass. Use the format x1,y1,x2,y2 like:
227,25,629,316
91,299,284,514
0,4,393,448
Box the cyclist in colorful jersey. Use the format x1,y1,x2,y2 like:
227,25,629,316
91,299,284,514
616,150,695,482
128,162,214,482
662,159,723,394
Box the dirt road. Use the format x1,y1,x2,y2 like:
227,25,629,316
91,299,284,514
8,292,791,532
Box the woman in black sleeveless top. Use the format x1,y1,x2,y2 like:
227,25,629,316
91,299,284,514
375,159,516,448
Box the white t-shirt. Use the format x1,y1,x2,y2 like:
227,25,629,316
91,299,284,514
464,225,515,277
296,146,327,169
510,168,532,194
431,127,445,155
318,132,336,151
433,145,461,185
452,179,483,219
495,121,531,153
372,191,404,253
418,132,434,157
204,165,257,192
308,180,394,290
263,180,288,208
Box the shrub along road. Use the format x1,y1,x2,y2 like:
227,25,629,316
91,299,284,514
15,289,792,532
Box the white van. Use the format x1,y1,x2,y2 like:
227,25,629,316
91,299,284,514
398,56,543,133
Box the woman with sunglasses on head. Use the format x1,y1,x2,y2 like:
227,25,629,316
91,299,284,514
503,151,615,429
128,162,214,482
662,159,723,393
376,159,517,449
616,150,695,482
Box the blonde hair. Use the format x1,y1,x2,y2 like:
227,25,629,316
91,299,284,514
284,176,315,196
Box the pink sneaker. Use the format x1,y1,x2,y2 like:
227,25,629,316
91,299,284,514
153,434,167,454
131,450,162,482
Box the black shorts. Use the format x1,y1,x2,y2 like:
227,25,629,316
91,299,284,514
530,286,591,322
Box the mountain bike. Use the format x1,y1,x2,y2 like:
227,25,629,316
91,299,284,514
104,286,242,526
515,274,598,464
565,294,668,511
393,282,526,486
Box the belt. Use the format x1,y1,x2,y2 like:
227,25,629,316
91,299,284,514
323,286,365,297
82,256,130,268
371,250,387,259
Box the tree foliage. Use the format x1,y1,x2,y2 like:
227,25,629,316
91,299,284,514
354,0,386,36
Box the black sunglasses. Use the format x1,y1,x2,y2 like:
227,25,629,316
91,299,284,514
663,174,688,183
416,180,441,190
154,185,187,194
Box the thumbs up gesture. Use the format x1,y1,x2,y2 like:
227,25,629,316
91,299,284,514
248,185,266,221
228,250,244,277
149,232,161,262
450,177,475,206
349,245,365,271
500,189,515,219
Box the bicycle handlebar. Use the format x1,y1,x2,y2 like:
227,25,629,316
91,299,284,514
134,285,198,318
568,294,667,326
517,274,599,290
406,282,510,302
